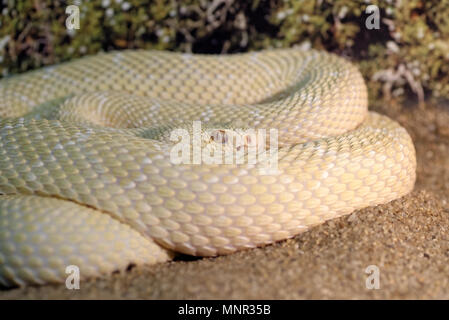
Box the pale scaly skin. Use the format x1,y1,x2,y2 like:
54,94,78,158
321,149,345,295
0,49,416,287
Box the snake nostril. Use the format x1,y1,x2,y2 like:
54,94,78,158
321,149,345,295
126,263,137,272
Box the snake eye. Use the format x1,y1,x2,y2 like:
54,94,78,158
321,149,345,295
211,130,228,144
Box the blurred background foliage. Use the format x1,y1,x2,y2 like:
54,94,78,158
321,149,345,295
0,0,448,104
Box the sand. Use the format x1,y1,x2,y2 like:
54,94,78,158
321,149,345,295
1,99,448,299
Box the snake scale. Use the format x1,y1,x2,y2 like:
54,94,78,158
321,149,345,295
0,49,416,287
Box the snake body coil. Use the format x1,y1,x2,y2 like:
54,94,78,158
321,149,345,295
0,49,416,287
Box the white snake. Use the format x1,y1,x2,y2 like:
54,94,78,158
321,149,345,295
0,49,416,287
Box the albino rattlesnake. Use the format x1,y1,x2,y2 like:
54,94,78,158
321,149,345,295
0,49,416,287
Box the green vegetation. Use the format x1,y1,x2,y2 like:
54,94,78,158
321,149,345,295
1,0,448,103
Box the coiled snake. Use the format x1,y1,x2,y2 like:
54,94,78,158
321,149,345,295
0,49,416,287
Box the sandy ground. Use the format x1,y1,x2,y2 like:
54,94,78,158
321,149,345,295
0,99,448,299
